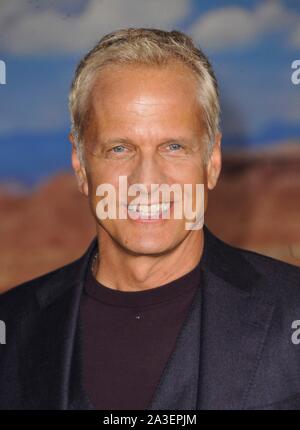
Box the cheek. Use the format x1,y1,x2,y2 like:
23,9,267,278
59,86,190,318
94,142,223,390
179,165,207,205
86,160,116,189
174,165,206,186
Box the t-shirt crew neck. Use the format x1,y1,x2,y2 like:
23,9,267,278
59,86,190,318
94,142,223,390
84,255,202,308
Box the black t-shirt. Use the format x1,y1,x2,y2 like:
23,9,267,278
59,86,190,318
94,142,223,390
80,252,202,410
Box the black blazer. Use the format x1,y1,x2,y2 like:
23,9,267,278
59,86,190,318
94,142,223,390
1,224,300,410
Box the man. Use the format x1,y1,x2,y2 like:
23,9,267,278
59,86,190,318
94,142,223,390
1,28,300,410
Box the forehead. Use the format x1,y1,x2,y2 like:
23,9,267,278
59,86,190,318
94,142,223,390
90,63,203,133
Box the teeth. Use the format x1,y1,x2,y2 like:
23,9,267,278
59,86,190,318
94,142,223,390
128,202,171,216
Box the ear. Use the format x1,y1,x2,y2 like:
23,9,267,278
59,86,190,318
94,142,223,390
207,133,222,191
69,133,89,196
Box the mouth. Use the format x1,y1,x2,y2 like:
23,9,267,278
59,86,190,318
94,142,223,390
127,201,173,220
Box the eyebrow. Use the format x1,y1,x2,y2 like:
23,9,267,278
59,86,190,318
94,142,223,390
101,138,134,145
101,137,195,146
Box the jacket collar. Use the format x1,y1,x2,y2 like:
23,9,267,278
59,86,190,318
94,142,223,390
35,237,97,309
35,224,260,309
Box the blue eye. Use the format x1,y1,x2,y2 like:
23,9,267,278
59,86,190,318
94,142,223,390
112,145,125,153
169,143,182,151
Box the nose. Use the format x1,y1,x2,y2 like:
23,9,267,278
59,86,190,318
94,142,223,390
128,151,167,194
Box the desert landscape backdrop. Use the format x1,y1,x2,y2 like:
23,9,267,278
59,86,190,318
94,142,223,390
1,142,300,293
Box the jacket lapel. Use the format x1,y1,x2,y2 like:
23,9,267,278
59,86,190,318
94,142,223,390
197,226,275,410
18,238,97,410
147,279,203,410
147,225,275,410
198,269,274,409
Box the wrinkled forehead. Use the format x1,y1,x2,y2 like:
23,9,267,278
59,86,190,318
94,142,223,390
96,62,199,102
88,63,204,135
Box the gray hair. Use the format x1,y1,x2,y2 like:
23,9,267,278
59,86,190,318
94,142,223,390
69,28,221,164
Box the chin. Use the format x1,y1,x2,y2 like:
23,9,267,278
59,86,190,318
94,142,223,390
120,237,176,256
100,221,188,256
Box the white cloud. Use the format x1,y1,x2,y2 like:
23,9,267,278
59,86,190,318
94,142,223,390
0,0,190,55
189,7,256,51
189,1,298,51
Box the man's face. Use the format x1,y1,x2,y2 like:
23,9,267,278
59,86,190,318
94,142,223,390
71,62,221,255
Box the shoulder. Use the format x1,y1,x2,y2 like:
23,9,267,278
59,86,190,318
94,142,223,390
0,258,80,319
240,245,300,280
0,237,97,318
222,236,300,303
203,225,300,304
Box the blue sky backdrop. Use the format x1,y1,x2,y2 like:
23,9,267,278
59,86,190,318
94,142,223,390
0,0,299,186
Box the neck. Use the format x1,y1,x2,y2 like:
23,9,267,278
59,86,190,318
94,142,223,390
93,227,204,292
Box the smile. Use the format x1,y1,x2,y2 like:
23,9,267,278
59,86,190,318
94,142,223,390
127,202,171,219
